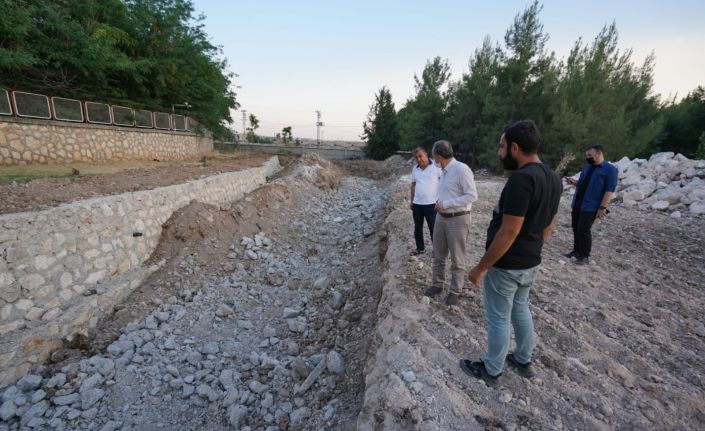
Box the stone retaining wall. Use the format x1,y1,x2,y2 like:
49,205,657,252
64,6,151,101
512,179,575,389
0,117,213,165
0,156,281,385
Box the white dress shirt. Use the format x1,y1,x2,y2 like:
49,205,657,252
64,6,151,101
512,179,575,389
438,159,478,212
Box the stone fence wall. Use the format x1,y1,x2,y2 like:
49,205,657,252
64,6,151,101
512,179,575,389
0,117,213,166
0,156,282,385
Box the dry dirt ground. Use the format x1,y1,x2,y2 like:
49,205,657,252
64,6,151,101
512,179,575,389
359,176,705,430
2,154,705,431
0,152,289,215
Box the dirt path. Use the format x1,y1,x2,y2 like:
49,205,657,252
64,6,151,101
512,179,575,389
0,152,289,215
359,176,705,430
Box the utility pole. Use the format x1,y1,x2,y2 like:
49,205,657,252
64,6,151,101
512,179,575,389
315,110,323,146
241,110,247,140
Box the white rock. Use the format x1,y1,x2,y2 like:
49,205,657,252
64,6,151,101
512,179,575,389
200,342,219,355
290,407,311,426
215,304,234,317
282,307,301,318
248,380,268,394
287,318,306,333
0,400,16,421
17,374,42,391
41,308,62,321
79,373,103,393
651,200,670,210
498,392,513,403
227,404,247,428
80,388,105,410
327,351,344,374
690,201,705,215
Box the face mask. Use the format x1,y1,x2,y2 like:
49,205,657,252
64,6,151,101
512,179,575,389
586,157,595,165
501,150,519,171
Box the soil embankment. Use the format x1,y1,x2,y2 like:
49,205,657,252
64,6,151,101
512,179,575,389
359,175,705,430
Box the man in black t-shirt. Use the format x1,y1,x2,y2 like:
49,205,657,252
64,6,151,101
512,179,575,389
459,120,562,386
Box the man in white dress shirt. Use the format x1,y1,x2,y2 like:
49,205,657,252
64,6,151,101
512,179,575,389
410,147,442,256
424,140,478,306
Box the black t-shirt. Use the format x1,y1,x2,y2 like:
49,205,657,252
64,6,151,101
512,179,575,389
486,163,563,269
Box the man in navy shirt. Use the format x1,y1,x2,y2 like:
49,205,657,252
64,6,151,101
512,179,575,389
564,145,618,265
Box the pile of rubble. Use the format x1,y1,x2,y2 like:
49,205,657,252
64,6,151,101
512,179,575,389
612,152,705,216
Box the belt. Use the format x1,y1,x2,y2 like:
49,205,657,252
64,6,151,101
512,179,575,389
439,210,470,218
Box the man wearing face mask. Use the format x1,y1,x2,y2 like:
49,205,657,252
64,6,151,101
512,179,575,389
460,120,561,385
564,145,618,265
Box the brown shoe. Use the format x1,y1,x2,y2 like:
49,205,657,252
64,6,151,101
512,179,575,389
424,285,442,297
444,293,459,306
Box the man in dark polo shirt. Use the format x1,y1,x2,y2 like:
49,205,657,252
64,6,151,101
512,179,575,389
459,120,562,385
564,145,618,265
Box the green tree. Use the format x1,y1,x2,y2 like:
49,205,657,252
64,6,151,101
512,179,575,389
363,87,400,160
444,37,505,167
245,113,259,142
0,0,238,138
281,126,293,144
398,57,451,150
443,1,559,167
248,114,259,131
695,132,705,160
659,86,705,158
547,22,663,165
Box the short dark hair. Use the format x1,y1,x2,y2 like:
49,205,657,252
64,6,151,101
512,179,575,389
431,140,454,159
503,120,540,155
412,147,427,155
583,144,604,154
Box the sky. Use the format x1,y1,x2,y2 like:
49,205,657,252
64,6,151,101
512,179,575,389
192,0,705,141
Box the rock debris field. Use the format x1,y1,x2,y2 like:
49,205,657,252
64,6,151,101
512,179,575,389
1,153,705,431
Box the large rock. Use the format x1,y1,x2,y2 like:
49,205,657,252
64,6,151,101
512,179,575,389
690,201,705,215
16,374,42,392
0,400,16,421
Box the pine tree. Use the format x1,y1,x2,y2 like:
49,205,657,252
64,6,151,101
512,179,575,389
363,87,400,160
398,57,451,151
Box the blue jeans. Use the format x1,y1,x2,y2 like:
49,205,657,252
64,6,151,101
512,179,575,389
482,265,539,376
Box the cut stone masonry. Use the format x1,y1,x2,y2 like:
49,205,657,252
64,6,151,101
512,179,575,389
0,156,282,385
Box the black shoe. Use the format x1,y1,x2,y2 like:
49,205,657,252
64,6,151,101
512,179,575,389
564,251,578,259
410,249,424,256
424,285,443,297
459,359,500,387
574,257,590,266
506,353,536,378
444,292,459,306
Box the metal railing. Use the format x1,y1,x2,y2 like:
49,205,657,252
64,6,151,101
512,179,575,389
0,88,198,132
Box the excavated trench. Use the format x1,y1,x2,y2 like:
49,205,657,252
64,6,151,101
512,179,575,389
2,155,407,431
5,153,705,431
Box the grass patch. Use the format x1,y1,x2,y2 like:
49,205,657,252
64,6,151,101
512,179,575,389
0,168,74,184
214,143,240,153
